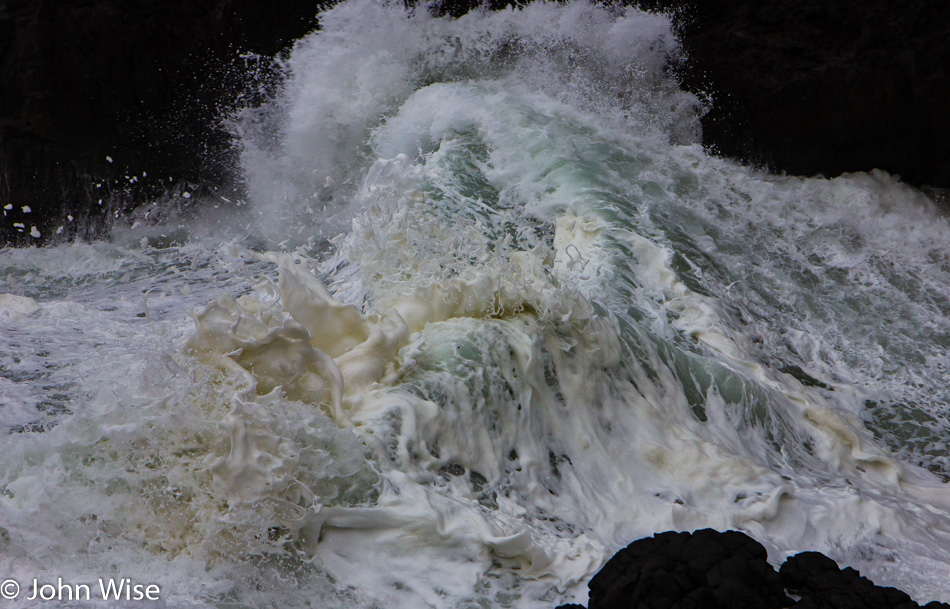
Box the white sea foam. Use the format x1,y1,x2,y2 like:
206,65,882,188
2,1,950,607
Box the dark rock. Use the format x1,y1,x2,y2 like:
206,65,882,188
780,552,944,609
586,529,790,609
634,0,950,189
0,0,327,246
564,529,950,609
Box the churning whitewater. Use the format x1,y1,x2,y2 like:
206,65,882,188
3,1,950,607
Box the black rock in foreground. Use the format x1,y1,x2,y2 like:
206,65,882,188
557,529,950,609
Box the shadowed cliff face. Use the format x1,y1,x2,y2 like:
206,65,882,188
0,0,324,246
2,0,949,246
636,0,950,190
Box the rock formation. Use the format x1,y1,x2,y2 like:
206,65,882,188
556,529,950,609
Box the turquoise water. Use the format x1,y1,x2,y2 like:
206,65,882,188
2,2,950,607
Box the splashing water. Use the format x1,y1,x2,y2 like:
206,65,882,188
3,2,950,607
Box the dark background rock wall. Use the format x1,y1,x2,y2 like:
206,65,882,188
2,0,949,247
0,0,323,246
635,0,950,190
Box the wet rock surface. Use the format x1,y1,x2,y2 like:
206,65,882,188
780,551,948,609
556,529,950,609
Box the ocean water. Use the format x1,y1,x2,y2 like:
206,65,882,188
3,2,950,607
